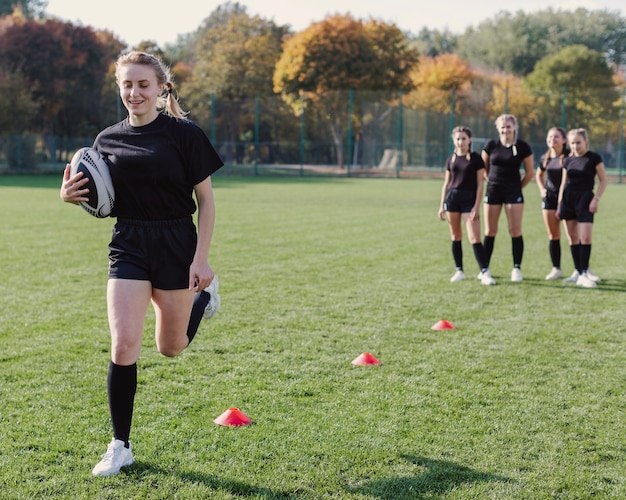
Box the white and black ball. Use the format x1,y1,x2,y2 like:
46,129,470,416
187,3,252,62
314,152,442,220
69,147,115,218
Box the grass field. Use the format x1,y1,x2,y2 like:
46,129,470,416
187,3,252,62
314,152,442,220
0,174,624,499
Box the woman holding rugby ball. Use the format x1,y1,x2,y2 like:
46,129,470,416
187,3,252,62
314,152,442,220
60,51,224,476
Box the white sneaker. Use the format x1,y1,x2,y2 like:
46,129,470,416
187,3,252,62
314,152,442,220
576,272,598,288
92,439,134,477
563,271,580,283
545,267,562,280
203,275,221,319
480,270,496,286
586,268,601,283
511,268,523,282
476,272,483,280
450,270,465,282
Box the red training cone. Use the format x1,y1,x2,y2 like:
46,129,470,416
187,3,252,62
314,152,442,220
213,407,252,426
431,320,455,330
351,352,381,366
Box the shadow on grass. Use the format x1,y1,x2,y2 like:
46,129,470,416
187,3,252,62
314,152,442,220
125,461,295,499
346,455,511,499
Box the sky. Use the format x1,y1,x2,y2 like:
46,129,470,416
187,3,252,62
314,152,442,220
43,0,626,48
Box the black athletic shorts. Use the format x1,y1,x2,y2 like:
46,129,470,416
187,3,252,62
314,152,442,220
542,191,558,211
108,217,197,290
484,184,524,205
559,189,594,223
444,189,476,213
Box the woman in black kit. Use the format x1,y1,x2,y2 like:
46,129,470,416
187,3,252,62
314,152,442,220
557,128,607,288
60,51,224,476
536,127,569,280
438,126,495,285
481,114,534,282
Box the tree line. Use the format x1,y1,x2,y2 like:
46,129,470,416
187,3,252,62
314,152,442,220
0,1,625,167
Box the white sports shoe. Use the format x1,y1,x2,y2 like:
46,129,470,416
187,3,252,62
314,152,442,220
450,270,465,283
480,270,496,285
563,270,580,283
510,268,523,282
586,268,601,283
476,272,483,280
92,439,134,477
576,272,598,288
545,267,562,280
203,275,221,319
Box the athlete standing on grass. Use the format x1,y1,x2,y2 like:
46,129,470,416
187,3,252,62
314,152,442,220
438,126,495,285
536,127,569,280
557,128,607,288
60,51,224,476
481,114,534,282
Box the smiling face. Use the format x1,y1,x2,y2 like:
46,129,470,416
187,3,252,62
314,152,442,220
568,131,589,157
497,117,516,145
117,63,163,126
546,128,567,154
453,131,471,155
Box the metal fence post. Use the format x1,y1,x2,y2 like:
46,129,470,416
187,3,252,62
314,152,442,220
347,89,353,177
619,87,625,184
300,95,305,177
396,90,403,178
254,93,259,176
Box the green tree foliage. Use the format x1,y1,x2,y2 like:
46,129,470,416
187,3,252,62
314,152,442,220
181,2,289,163
523,45,620,138
274,13,418,167
0,0,46,18
459,8,626,76
409,27,458,57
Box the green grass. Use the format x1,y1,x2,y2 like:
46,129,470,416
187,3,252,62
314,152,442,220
0,174,624,499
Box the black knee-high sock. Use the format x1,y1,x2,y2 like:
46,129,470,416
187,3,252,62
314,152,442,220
472,242,488,271
483,236,495,267
187,290,210,344
580,244,592,272
570,243,582,272
512,236,523,268
549,239,561,268
451,240,463,270
107,361,137,448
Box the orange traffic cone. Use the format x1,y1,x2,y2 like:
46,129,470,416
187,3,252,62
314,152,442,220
431,319,455,330
351,352,381,366
213,407,252,426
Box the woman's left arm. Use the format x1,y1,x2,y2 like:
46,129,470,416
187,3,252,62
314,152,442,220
520,155,534,188
589,162,607,214
189,176,216,290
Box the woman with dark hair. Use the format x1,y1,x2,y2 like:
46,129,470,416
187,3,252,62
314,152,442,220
438,126,495,285
536,127,569,280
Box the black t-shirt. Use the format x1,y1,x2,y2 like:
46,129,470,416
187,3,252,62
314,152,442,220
538,154,564,195
562,151,603,191
445,151,485,191
483,139,533,190
93,113,224,220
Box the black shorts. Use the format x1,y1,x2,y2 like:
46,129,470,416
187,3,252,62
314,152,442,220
444,189,476,213
484,184,524,205
559,189,594,223
108,217,197,290
542,191,558,211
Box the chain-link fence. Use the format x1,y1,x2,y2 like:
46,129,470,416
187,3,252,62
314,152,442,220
2,88,625,182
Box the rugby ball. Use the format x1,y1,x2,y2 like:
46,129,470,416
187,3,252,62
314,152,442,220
69,147,115,218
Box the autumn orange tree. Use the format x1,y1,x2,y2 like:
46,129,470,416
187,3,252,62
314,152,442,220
405,53,473,114
273,13,418,167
